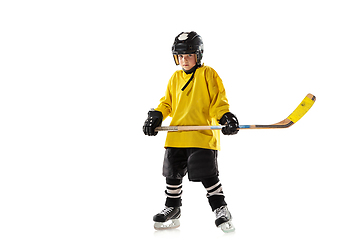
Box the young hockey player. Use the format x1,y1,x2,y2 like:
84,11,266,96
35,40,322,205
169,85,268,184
143,31,239,233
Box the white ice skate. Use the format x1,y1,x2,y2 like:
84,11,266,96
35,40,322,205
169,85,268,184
153,207,181,230
214,206,235,233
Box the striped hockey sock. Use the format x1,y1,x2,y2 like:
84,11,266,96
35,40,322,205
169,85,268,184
165,178,183,207
205,181,224,198
165,183,183,199
202,177,227,211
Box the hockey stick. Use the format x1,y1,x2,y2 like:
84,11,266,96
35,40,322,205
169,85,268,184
155,93,316,132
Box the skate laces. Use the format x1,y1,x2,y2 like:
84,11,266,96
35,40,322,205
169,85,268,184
214,206,228,219
160,207,174,216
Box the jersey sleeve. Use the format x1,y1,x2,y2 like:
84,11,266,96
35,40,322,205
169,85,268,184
206,67,230,122
155,75,173,120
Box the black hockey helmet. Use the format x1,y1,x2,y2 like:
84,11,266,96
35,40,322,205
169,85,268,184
172,31,204,65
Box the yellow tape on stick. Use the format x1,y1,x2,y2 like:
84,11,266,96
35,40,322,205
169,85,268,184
287,94,315,123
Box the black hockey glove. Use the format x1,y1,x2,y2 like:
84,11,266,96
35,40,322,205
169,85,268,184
143,110,163,136
219,112,239,135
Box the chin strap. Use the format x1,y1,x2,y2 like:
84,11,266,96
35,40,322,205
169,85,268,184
181,71,196,91
181,64,199,91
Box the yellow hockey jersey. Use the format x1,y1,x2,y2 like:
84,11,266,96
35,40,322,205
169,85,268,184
155,64,230,150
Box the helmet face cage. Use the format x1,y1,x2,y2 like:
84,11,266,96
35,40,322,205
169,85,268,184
172,32,203,66
173,54,198,65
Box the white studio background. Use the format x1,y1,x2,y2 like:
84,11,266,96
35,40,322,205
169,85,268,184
1,0,359,239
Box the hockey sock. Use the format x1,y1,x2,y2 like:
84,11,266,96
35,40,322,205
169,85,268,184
201,176,227,211
165,178,183,207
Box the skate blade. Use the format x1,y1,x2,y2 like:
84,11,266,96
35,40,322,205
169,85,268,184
219,221,235,233
154,219,180,230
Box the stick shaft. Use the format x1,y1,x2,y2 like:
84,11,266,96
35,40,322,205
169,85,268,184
155,93,316,132
155,125,253,131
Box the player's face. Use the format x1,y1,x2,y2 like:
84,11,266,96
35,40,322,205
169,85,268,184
178,54,197,71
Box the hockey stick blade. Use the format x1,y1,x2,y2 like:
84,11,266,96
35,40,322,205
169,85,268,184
241,93,316,129
155,93,316,132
